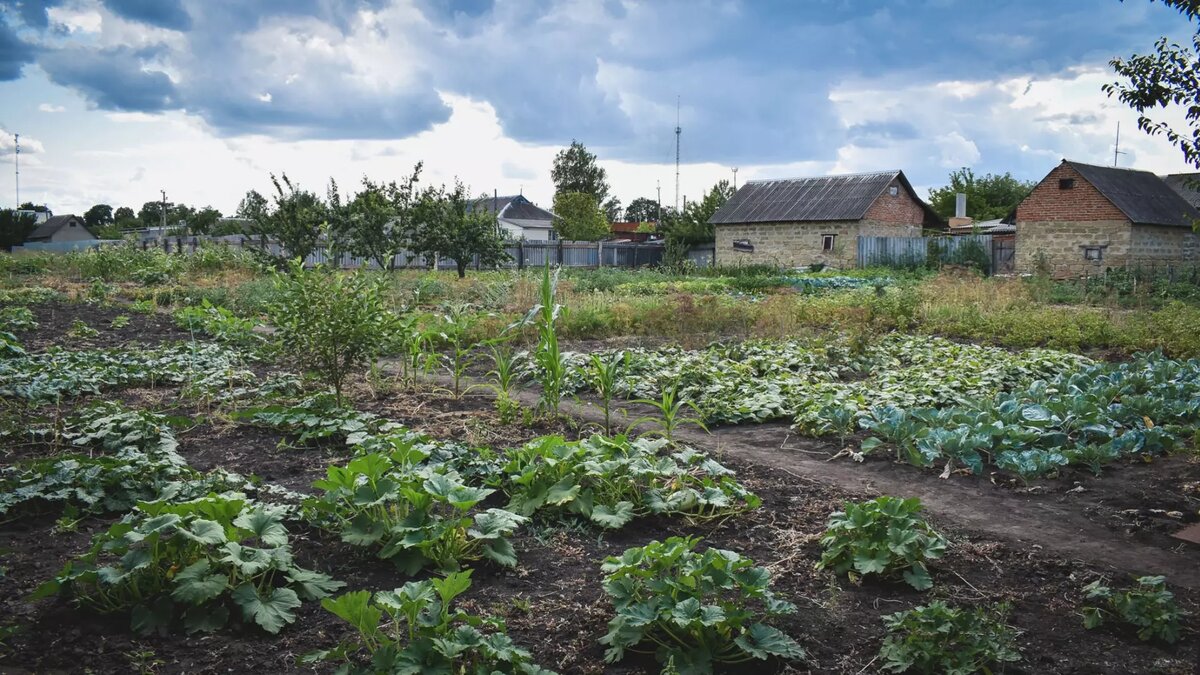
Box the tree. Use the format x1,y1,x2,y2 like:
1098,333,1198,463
552,192,610,241
113,206,137,229
18,202,49,213
188,206,223,235
138,200,167,229
551,140,610,205
237,190,269,219
246,174,328,268
83,204,113,228
328,163,423,270
412,180,510,278
661,180,735,246
624,197,660,222
926,168,1034,221
0,209,36,250
1104,0,1200,167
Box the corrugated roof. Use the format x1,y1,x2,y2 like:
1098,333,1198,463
709,170,937,225
1067,161,1200,227
1162,173,1200,210
471,195,554,222
28,214,91,241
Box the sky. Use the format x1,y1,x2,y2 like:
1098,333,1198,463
0,0,1198,217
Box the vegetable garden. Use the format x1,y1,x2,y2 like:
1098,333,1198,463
0,249,1197,673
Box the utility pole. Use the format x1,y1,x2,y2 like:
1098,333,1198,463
674,96,681,214
656,180,661,222
732,167,738,190
160,189,167,230
13,133,18,209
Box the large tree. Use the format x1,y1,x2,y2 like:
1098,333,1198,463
552,192,610,241
1104,0,1200,167
138,200,168,229
246,174,328,268
83,204,114,228
661,180,735,245
113,206,137,229
624,197,660,223
412,180,509,278
551,140,610,206
926,168,1034,221
0,209,37,250
328,163,423,270
188,206,223,235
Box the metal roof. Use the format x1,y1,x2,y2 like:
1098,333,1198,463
28,214,92,241
1162,173,1200,210
1067,161,1200,227
471,195,554,222
708,170,935,225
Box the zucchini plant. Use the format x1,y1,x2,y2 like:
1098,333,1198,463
599,536,806,672
817,496,946,590
493,434,759,529
33,495,342,635
1081,575,1183,643
233,392,402,448
304,571,555,674
879,601,1021,674
306,452,525,574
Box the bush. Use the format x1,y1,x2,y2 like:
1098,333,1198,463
599,536,805,671
1082,575,1183,643
879,601,1021,674
268,262,400,404
817,496,946,590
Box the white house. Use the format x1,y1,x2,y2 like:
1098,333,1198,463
472,195,557,241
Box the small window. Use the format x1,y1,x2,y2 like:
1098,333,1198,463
822,234,837,251
888,186,899,197
1059,178,1076,190
1084,247,1103,261
548,229,558,241
732,239,754,253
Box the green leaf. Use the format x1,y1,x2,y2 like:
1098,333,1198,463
902,563,934,591
286,568,346,601
591,502,635,529
220,542,274,576
321,591,383,641
432,570,473,606
545,476,581,505
131,596,175,636
482,539,519,568
231,584,302,634
182,604,230,634
171,560,229,604
233,508,289,547
733,623,806,661
180,518,227,545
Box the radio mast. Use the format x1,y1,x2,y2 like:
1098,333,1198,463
674,97,681,213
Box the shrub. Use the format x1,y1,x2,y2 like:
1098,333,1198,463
0,306,36,331
879,601,1021,674
268,261,400,404
599,536,805,671
33,495,342,635
305,571,554,674
1081,576,1183,643
817,496,946,590
174,299,262,347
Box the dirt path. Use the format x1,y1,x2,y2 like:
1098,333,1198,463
394,363,1200,588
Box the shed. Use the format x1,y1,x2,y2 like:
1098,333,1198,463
25,215,97,244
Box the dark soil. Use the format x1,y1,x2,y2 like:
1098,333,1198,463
1,302,1198,673
8,300,191,352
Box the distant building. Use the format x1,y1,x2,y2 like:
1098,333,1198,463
708,170,942,268
471,194,557,241
16,209,51,224
1013,160,1200,276
25,214,97,243
607,221,658,243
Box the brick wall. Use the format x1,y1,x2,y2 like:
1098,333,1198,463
1014,220,1131,276
715,219,919,268
1015,163,1127,223
864,177,928,224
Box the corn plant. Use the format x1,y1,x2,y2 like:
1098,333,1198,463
435,302,483,399
1082,576,1183,643
513,264,568,417
33,495,343,635
599,536,805,671
305,451,526,574
394,313,438,390
304,571,555,674
817,496,946,590
588,352,627,435
879,601,1021,674
628,380,708,443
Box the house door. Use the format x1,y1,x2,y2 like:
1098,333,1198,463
992,237,1015,274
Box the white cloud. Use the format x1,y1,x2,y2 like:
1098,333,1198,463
38,104,66,113
0,131,45,156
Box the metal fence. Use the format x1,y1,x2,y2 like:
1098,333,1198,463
857,234,994,272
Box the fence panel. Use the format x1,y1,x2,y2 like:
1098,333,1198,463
857,234,994,272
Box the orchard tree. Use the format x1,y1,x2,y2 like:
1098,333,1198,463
413,180,509,278
927,168,1034,221
552,192,610,241
551,140,610,205
662,180,734,245
624,197,660,222
328,163,423,270
83,204,113,228
246,174,328,268
1105,0,1200,167
0,209,36,250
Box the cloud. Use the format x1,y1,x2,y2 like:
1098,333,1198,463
38,102,64,112
38,45,178,111
0,129,44,156
101,0,190,31
0,13,35,80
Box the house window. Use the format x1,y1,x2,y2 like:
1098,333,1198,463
822,234,837,251
1059,178,1075,190
1084,247,1104,262
732,239,754,253
548,229,558,241
888,186,899,196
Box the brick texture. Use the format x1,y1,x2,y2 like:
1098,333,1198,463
1016,163,1127,223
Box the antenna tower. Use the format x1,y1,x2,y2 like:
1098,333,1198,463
13,133,19,208
1113,122,1127,167
674,97,681,213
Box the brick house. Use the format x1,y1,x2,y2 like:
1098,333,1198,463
1013,160,1200,276
709,170,942,268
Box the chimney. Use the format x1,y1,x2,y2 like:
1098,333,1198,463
948,192,973,231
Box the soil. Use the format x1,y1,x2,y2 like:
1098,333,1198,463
1,302,1198,674
8,300,192,352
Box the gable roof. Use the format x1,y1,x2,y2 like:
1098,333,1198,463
708,170,939,225
471,194,555,222
27,214,94,241
1065,160,1200,227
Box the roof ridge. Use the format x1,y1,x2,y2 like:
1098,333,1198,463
745,169,900,185
1064,159,1156,175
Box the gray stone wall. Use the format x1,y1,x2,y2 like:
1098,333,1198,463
1129,224,1200,265
1014,220,1131,276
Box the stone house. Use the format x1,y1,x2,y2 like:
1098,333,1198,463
709,170,942,268
1013,160,1200,276
471,194,557,241
25,214,97,244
